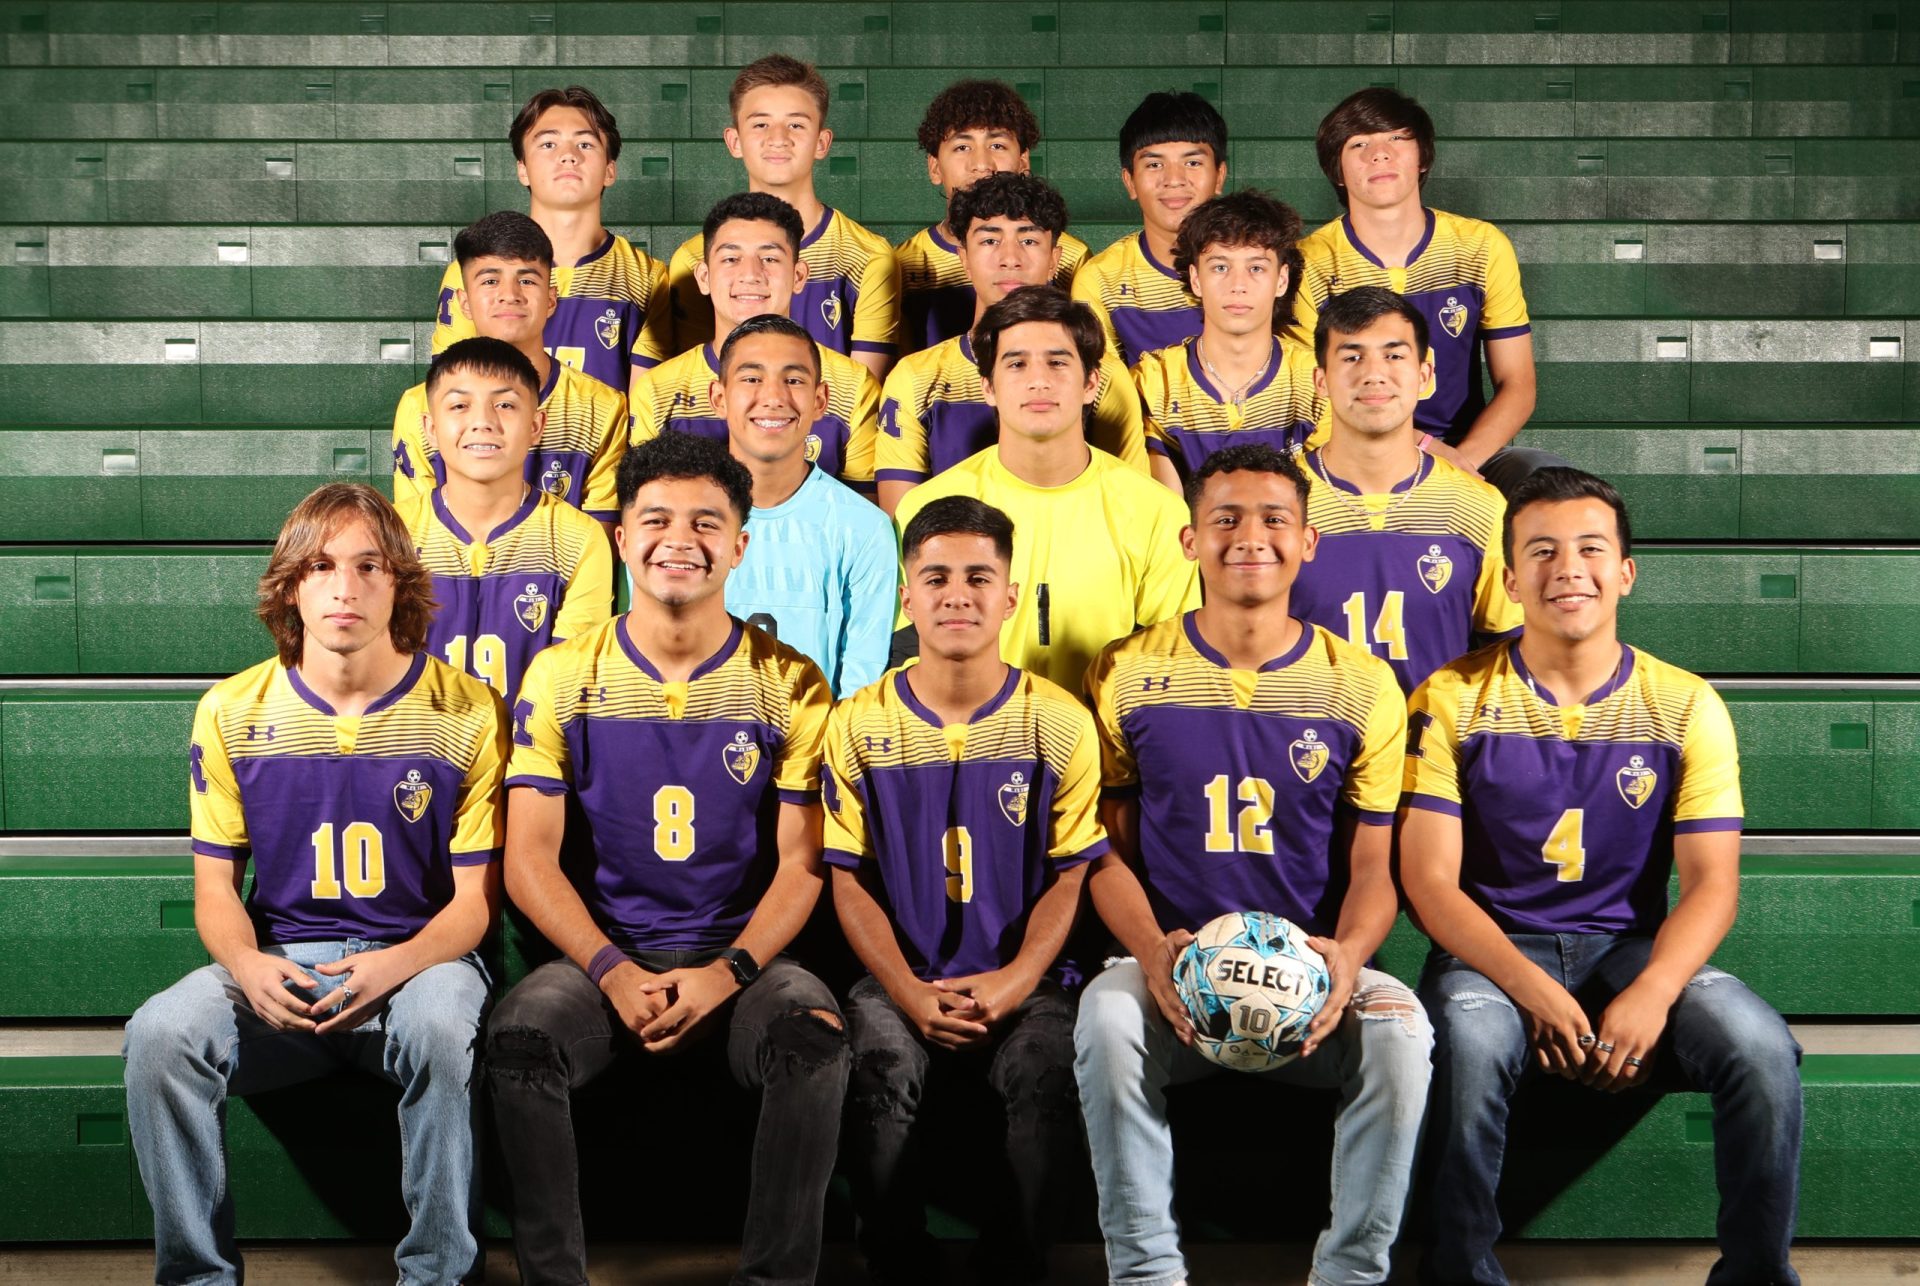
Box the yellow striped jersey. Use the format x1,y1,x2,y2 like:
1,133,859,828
1071,231,1202,368
895,224,1090,354
189,653,506,944
1132,335,1326,482
1293,208,1531,444
1405,642,1743,935
1087,615,1405,937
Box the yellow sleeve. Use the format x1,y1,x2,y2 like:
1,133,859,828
1084,647,1138,791
774,657,833,800
820,704,871,862
1132,489,1203,628
1135,355,1174,458
450,688,509,863
876,361,932,482
1482,225,1531,336
580,386,628,520
1049,702,1111,861
391,384,433,506
1674,682,1744,829
632,251,672,368
554,521,614,644
188,691,249,860
1472,499,1524,638
627,370,663,447
852,239,901,357
666,235,712,355
506,650,572,791
1092,352,1149,472
1342,662,1408,822
430,260,472,355
1403,672,1464,811
1071,262,1122,369
842,364,882,487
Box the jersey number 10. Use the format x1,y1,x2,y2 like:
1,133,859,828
310,822,386,899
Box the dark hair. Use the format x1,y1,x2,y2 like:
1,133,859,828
1119,90,1227,170
1315,87,1435,208
716,314,821,380
1313,286,1430,367
454,210,554,272
617,431,755,523
917,78,1041,156
971,286,1105,380
1183,443,1311,514
947,172,1069,244
730,54,830,122
425,337,542,400
702,190,805,259
257,483,433,668
510,86,621,163
1173,189,1305,324
901,496,1015,565
1502,467,1634,565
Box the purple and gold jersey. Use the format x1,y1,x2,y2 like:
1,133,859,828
1087,614,1404,937
823,666,1108,980
1071,232,1202,369
392,360,630,522
669,208,900,360
895,224,1089,355
431,233,671,393
189,654,507,945
1404,643,1743,935
507,617,832,951
1132,336,1325,480
874,333,1145,487
1291,449,1522,695
627,341,879,491
400,488,613,702
1294,208,1531,444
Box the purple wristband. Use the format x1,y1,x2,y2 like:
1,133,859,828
587,944,628,987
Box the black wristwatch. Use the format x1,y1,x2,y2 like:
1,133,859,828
720,947,761,988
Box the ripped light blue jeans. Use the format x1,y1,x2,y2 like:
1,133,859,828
1075,960,1434,1286
1420,934,1803,1286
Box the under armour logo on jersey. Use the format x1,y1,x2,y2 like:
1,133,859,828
1478,703,1503,722
578,685,608,705
1141,675,1171,692
865,734,892,753
242,724,276,742
1118,283,1131,297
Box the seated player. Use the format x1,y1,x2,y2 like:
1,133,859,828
1133,188,1322,491
897,79,1089,354
1075,446,1431,1286
828,496,1104,1285
892,287,1196,694
398,339,612,701
485,433,849,1286
668,55,898,381
1400,468,1802,1285
124,483,506,1286
631,191,881,494
877,174,1147,516
432,86,669,394
710,314,896,696
1289,287,1520,695
398,210,630,528
1298,88,1560,495
1072,90,1228,368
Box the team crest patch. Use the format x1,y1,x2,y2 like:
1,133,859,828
1616,755,1658,809
595,307,621,350
1438,295,1469,339
723,731,762,785
515,583,550,634
804,433,822,463
394,769,432,823
998,772,1030,827
539,459,572,499
1418,544,1453,595
820,292,843,333
1289,729,1330,785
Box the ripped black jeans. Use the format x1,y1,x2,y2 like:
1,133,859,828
485,954,849,1286
843,974,1081,1285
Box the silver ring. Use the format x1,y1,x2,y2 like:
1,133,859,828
1577,1034,1597,1047
1624,1055,1644,1068
1596,1041,1616,1054
339,987,355,1006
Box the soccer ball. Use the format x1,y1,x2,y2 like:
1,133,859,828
1173,911,1331,1073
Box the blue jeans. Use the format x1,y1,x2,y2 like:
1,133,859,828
123,940,490,1286
1420,934,1803,1285
1075,960,1433,1286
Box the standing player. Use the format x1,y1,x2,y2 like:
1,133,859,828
398,211,631,528
667,55,899,382
1290,287,1520,695
1401,468,1802,1285
432,86,670,395
124,483,506,1286
892,287,1196,694
1133,189,1323,492
878,175,1146,515
1298,88,1558,494
711,315,897,697
1072,91,1228,368
485,433,849,1286
631,192,881,494
1075,446,1431,1286
896,79,1089,354
399,338,613,702
828,496,1104,1286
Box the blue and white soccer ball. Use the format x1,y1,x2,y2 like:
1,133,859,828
1173,911,1332,1073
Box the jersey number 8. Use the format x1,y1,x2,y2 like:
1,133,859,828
654,786,696,861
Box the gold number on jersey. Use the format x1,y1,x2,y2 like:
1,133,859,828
1543,808,1586,882
653,786,696,861
1202,774,1277,855
1340,590,1409,661
551,346,585,372
943,826,974,904
442,634,508,695
309,821,386,900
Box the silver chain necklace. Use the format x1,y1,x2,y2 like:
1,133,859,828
1196,336,1275,406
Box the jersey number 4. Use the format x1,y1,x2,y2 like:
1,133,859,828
1340,590,1409,661
310,822,386,899
1543,808,1586,882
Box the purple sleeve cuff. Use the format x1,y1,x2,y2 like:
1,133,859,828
506,774,570,796
1403,792,1462,817
1052,838,1109,869
450,847,502,867
1353,809,1395,828
852,339,897,355
632,354,662,371
587,944,629,986
1674,817,1743,835
874,467,929,485
777,787,821,806
823,847,865,870
1483,323,1532,341
1100,783,1142,800
1144,438,1170,457
192,840,250,862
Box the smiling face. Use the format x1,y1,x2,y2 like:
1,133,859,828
1188,241,1286,340
1182,468,1315,608
929,127,1030,199
696,217,809,333
1505,497,1636,647
426,366,544,488
516,105,616,211
726,84,831,190
616,476,748,610
959,214,1061,309
293,518,398,660
1338,126,1425,212
1121,141,1226,240
1313,312,1432,441
902,532,1019,664
456,255,557,349
710,330,826,469
980,319,1099,446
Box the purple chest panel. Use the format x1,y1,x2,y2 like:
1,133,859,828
1291,529,1487,694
